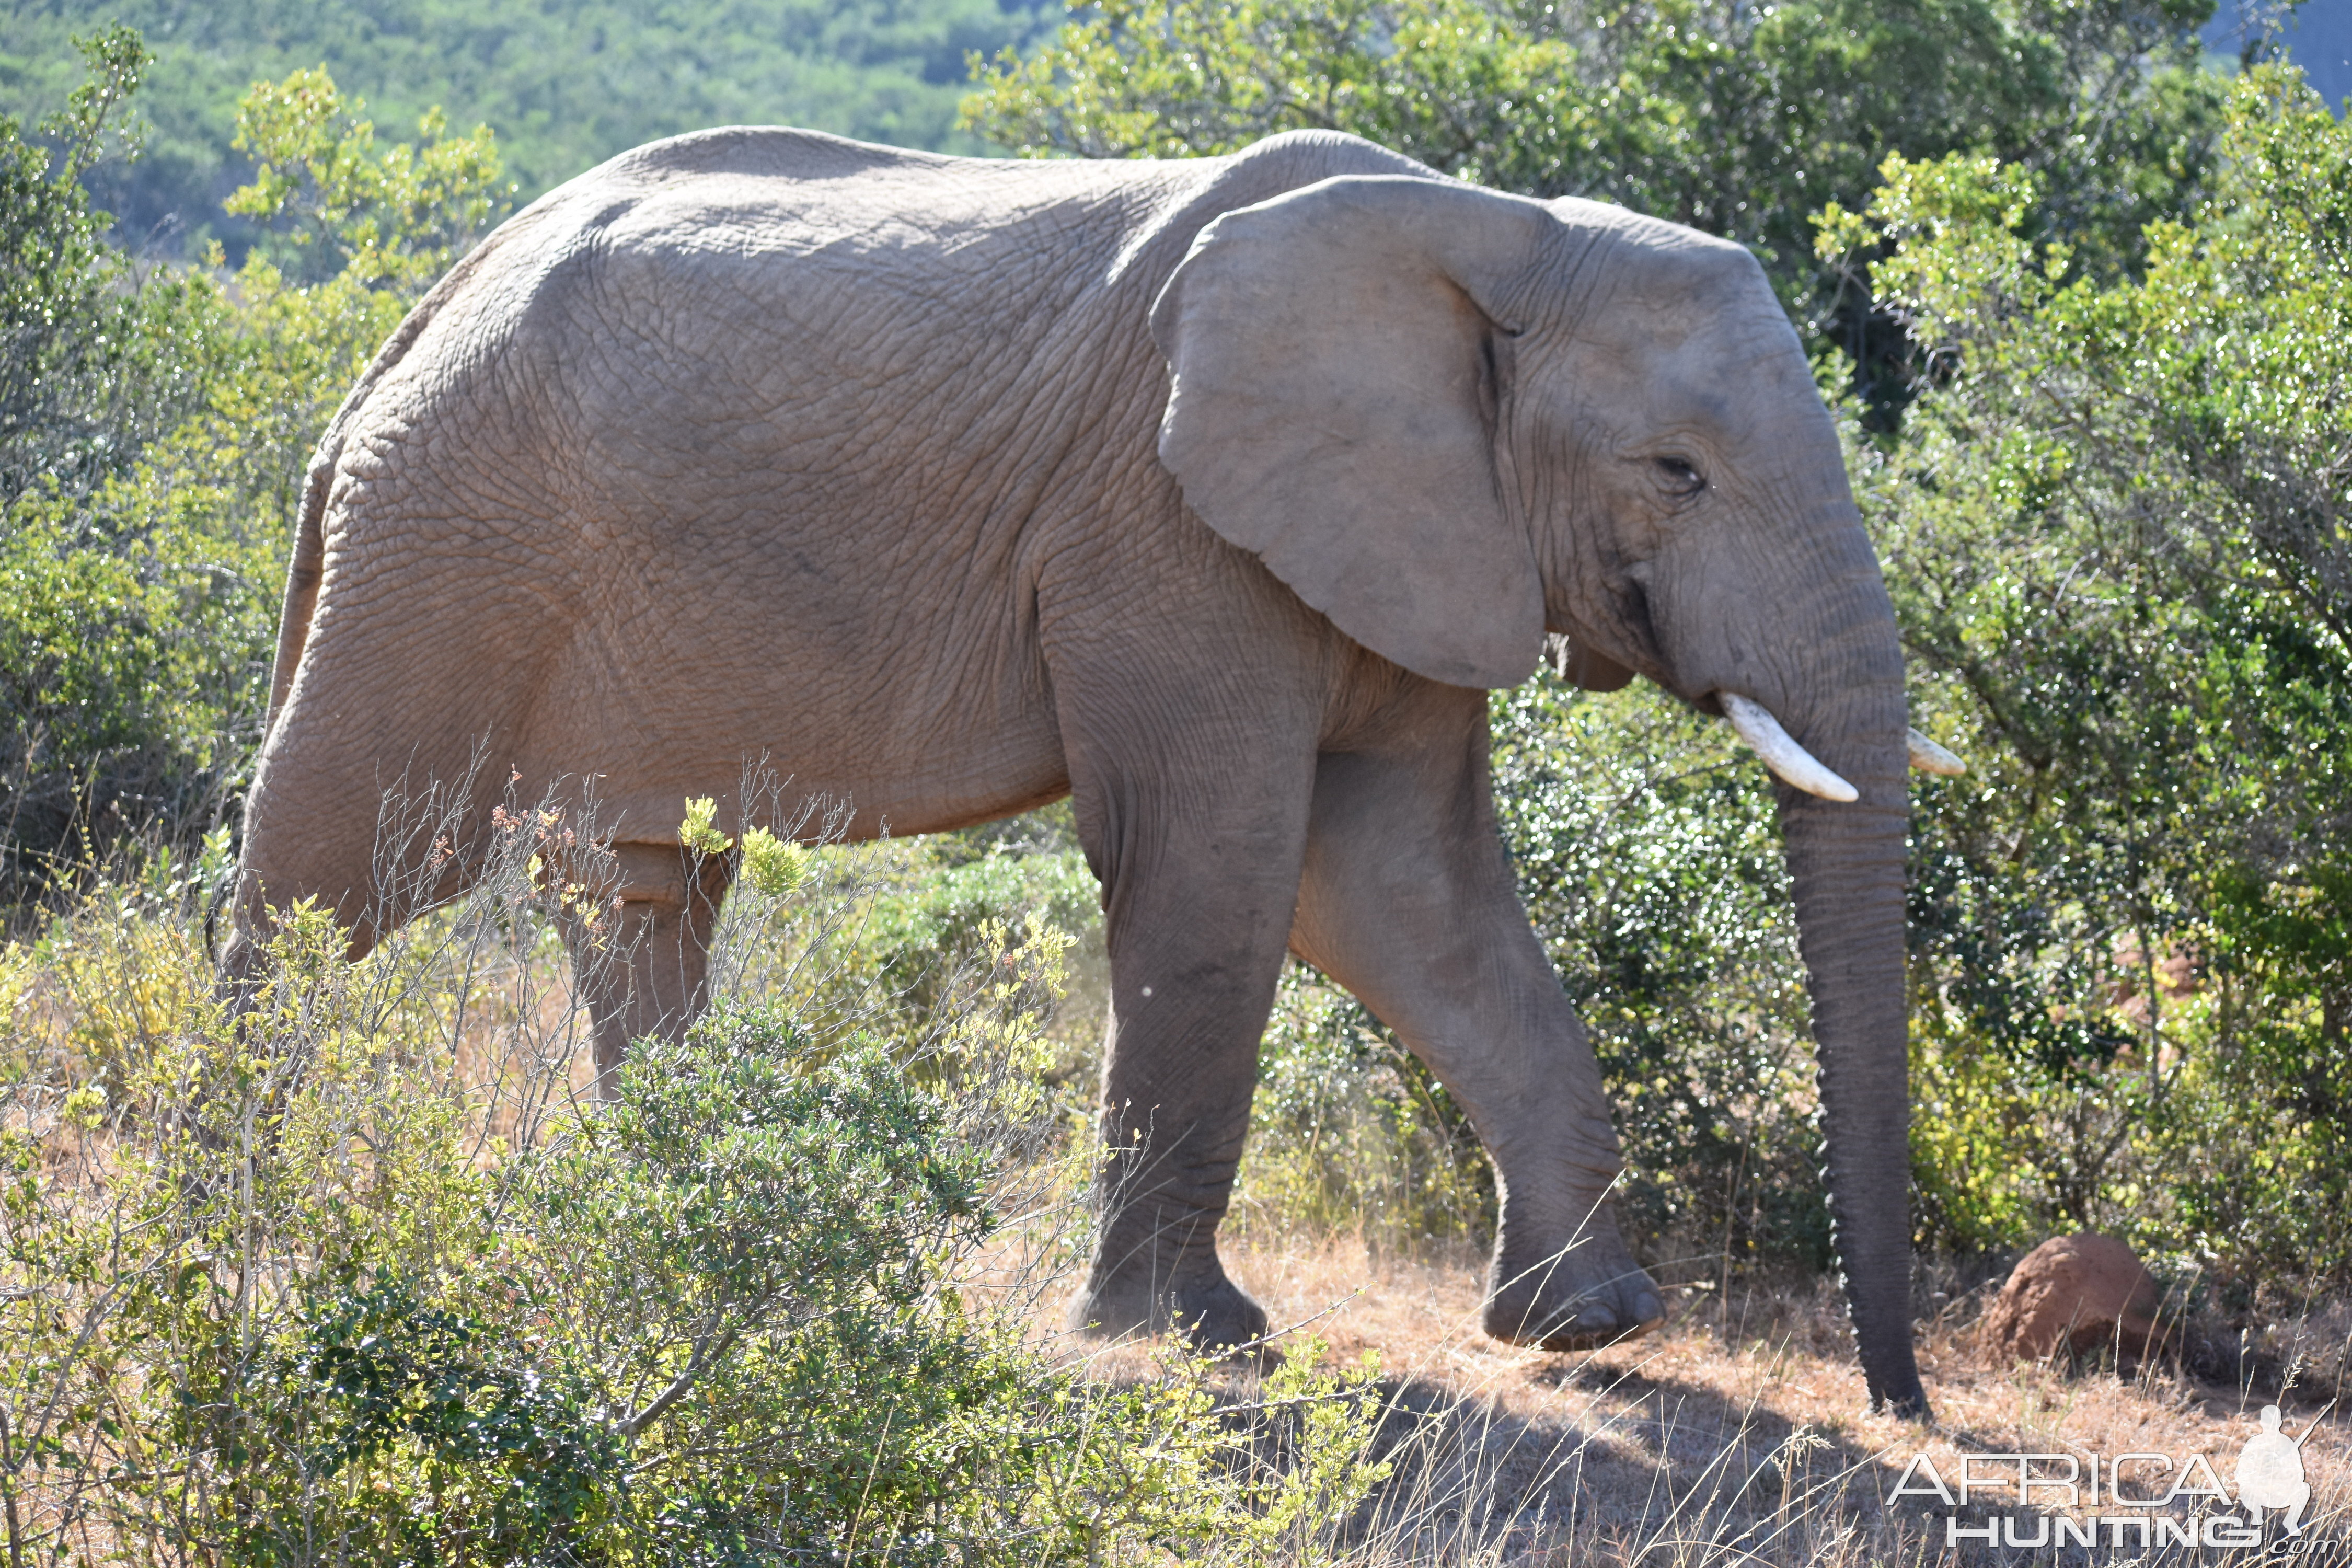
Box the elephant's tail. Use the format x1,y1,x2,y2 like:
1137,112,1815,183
260,214,544,739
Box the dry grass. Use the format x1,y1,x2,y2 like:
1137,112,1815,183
1046,1236,2352,1564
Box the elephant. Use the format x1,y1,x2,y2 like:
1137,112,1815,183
227,123,1954,1416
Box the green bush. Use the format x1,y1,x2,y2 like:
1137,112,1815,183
1827,66,2352,1292
1,50,504,906
1235,959,1495,1255
0,807,1388,1565
0,28,207,501
963,0,2230,413
1494,679,1834,1273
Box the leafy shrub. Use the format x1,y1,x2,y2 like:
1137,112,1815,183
1825,66,2352,1292
0,27,208,501
1,52,506,907
1235,959,1495,1255
1495,679,1834,1273
963,0,2231,413
0,801,1389,1565
225,66,512,289
839,839,1102,1053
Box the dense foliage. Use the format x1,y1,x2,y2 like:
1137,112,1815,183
0,0,1059,263
1,39,504,903
1842,68,2352,1285
1,812,1385,1564
1,28,189,499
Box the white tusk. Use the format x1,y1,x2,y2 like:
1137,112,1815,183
1720,693,1859,802
1907,728,1967,776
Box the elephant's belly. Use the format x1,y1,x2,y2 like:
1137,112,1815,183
526,730,1075,848
512,560,1070,846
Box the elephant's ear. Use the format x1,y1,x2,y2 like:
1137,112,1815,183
1151,175,1551,689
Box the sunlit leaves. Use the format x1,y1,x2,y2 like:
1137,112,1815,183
3,59,510,899
1831,70,2352,1283
963,0,2229,413
0,25,202,501
227,67,512,292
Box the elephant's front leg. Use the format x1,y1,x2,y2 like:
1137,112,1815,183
1290,683,1664,1350
1063,711,1319,1351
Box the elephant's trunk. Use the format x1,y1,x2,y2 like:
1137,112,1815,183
1775,611,1928,1416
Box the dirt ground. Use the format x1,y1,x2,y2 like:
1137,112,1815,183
1063,1236,2352,1565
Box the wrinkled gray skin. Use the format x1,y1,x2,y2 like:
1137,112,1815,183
227,128,1929,1415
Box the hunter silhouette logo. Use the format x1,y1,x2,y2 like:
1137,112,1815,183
1889,1404,2331,1551
2237,1404,2315,1534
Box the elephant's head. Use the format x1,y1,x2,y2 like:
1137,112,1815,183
1150,174,1933,1415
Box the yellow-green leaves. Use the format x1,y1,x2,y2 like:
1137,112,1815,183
228,67,512,292
59,1083,107,1130
677,794,732,857
961,0,1580,189
679,799,815,897
680,803,815,898
738,826,811,898
1818,151,2051,361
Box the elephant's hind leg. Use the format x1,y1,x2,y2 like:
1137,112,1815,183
558,841,733,1099
227,688,495,986
1290,684,1664,1351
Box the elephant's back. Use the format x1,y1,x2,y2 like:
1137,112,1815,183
502,126,1195,291
361,129,1208,466
575,124,952,186
459,124,1446,326
348,124,1445,472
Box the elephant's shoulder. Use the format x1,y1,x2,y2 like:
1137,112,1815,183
1215,130,1443,189
1102,132,1446,291
1133,131,1450,254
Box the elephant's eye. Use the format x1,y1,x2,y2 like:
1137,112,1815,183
1653,456,1706,497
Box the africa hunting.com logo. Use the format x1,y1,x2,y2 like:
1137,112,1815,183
1888,1404,2338,1554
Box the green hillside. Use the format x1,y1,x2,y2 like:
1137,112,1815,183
0,0,1058,259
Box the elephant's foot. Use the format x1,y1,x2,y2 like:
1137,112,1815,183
1482,1198,1665,1351
1067,1260,1270,1354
